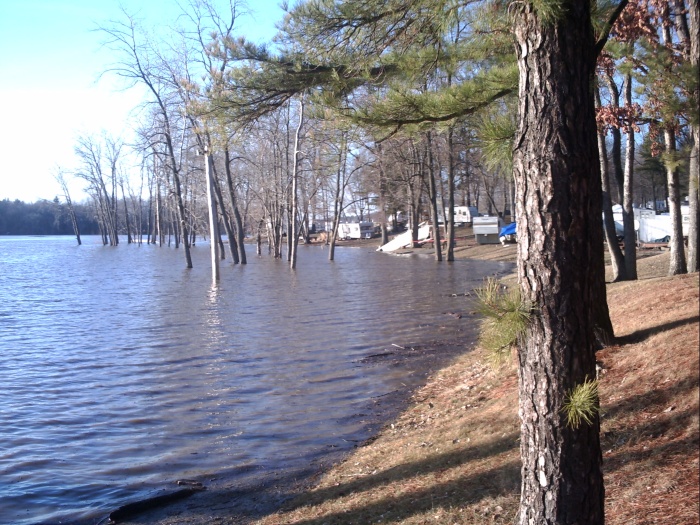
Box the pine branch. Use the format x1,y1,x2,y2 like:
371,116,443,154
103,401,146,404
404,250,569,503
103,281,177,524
595,0,631,57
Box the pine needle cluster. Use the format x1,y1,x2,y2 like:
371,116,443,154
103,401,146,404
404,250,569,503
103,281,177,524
562,377,600,429
474,277,532,366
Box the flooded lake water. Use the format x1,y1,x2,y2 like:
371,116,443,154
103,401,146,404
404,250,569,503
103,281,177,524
0,236,512,524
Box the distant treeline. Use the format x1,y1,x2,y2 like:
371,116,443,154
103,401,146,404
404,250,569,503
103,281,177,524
0,198,101,236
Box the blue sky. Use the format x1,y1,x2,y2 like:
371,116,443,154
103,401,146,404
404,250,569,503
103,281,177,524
0,0,284,203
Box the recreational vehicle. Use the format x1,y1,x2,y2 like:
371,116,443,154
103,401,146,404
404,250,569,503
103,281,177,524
443,206,479,226
336,222,375,240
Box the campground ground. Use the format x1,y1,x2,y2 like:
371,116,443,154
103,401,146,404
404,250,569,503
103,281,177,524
119,232,699,525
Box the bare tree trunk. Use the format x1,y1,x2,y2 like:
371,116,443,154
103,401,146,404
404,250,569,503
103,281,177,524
156,177,163,246
446,127,456,261
329,135,348,262
290,96,305,269
604,73,624,203
120,180,133,244
425,132,442,261
56,171,81,245
223,148,247,264
376,144,390,247
665,127,688,274
687,0,699,272
659,9,688,275
513,3,604,523
204,151,220,282
596,88,626,281
622,73,638,279
207,156,238,263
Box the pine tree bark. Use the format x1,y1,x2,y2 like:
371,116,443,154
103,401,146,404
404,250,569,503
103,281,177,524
687,0,699,272
665,127,688,274
622,73,638,279
603,73,624,203
596,88,626,281
513,3,604,523
446,127,456,262
290,96,305,270
660,6,688,275
425,132,442,261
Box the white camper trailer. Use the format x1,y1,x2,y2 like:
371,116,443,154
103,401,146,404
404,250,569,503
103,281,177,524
443,206,479,226
336,222,375,239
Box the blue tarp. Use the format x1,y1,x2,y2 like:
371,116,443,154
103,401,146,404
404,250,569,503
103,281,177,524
499,222,516,237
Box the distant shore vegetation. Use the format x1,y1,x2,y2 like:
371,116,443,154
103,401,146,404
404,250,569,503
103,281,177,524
0,198,101,236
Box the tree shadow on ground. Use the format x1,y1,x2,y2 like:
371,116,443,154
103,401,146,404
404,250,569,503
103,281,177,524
287,459,521,525
281,432,519,513
604,424,698,473
113,433,520,525
602,376,697,421
615,315,699,345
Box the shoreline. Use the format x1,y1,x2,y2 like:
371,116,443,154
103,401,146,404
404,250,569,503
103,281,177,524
110,340,487,525
107,239,512,525
114,242,696,525
110,236,517,525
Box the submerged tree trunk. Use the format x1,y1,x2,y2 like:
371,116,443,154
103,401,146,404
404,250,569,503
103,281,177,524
290,96,305,270
446,127,456,261
56,171,82,246
328,136,348,262
210,161,237,263
513,3,604,523
204,151,220,283
120,181,133,244
425,132,442,261
222,148,247,264
377,144,390,247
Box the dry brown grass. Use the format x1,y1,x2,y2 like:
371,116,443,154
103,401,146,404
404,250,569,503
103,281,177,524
600,264,699,525
253,251,699,525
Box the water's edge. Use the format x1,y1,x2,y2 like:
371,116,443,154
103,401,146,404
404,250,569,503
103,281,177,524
106,338,476,525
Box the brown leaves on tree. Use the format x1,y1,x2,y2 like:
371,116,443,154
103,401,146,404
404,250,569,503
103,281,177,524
610,0,657,43
596,102,643,134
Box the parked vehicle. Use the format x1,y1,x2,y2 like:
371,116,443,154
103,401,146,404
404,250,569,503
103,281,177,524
444,206,479,226
337,222,375,239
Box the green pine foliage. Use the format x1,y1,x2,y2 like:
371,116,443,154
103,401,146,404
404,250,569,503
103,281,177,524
475,101,517,174
474,277,532,365
562,377,600,429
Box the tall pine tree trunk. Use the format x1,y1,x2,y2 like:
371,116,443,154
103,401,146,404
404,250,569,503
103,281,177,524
622,73,638,278
665,127,688,274
513,3,604,523
661,8,688,275
596,87,626,280
290,96,304,269
425,132,442,261
687,0,699,272
446,127,456,261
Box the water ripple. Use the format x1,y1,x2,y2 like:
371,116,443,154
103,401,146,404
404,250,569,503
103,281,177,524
0,236,512,525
